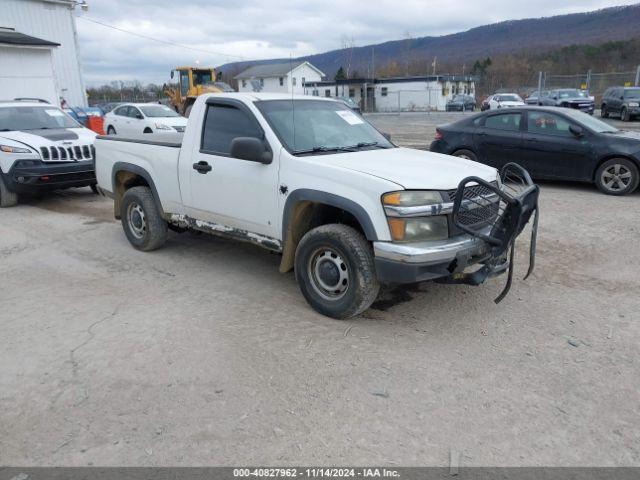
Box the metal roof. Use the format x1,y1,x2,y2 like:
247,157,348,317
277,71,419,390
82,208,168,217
0,28,59,48
235,61,308,79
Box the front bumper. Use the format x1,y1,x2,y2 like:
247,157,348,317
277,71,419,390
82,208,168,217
373,164,540,302
4,160,96,193
374,231,491,283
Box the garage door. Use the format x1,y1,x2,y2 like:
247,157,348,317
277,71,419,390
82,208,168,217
0,46,58,105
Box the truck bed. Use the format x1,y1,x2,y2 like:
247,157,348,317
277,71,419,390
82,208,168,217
95,133,183,148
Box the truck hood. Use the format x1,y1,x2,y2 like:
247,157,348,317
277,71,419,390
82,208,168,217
310,147,498,190
0,128,97,160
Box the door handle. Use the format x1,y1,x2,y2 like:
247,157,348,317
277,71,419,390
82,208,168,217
193,161,212,174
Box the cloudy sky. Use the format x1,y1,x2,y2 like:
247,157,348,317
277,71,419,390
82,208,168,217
77,0,638,86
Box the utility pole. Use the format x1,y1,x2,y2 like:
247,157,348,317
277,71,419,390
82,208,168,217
635,65,640,86
586,69,592,93
537,71,543,99
432,57,437,76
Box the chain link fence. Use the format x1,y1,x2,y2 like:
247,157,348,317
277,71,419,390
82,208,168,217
542,69,640,103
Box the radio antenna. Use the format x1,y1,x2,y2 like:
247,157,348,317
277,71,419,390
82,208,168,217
290,53,296,151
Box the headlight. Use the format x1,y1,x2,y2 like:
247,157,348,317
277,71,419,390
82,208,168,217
0,145,32,154
387,216,448,242
382,190,443,207
155,123,172,130
628,102,639,107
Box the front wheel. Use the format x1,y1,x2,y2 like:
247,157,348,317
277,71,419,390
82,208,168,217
294,224,380,319
595,158,639,196
0,173,18,208
621,107,630,122
120,186,168,250
600,106,609,118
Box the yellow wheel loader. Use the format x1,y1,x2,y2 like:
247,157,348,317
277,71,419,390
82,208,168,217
165,67,232,117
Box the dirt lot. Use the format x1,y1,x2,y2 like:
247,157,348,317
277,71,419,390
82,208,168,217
1,113,640,467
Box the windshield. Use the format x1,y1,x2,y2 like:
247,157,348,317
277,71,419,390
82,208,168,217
558,89,587,99
452,95,466,101
0,106,81,131
624,88,640,99
256,100,394,155
496,95,522,102
563,109,618,133
192,70,213,86
140,105,181,118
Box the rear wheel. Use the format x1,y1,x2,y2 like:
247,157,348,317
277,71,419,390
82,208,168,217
294,224,379,319
143,127,153,134
600,105,609,118
0,173,18,208
120,186,168,250
107,126,116,135
595,158,639,196
453,149,478,161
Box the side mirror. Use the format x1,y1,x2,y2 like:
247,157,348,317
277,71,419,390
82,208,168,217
569,125,584,137
382,132,392,142
230,137,272,164
136,113,143,120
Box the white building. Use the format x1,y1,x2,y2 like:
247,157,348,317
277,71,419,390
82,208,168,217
0,0,87,107
235,61,324,95
304,75,477,112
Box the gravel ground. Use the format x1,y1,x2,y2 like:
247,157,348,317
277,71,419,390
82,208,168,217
1,113,640,467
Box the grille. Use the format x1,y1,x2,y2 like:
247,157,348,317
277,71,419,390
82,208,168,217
39,145,94,161
448,182,500,229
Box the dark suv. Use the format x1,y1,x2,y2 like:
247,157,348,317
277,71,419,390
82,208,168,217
601,87,640,122
539,89,594,114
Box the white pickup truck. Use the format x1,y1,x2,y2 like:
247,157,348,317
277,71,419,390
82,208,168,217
95,93,539,319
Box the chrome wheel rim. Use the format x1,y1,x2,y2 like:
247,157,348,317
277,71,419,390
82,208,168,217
307,248,349,301
601,164,632,192
127,202,147,239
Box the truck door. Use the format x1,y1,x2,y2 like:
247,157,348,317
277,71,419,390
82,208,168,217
183,100,280,239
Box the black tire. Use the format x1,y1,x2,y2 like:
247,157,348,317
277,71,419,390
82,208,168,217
107,126,116,135
621,107,630,122
453,149,478,161
601,105,609,118
90,183,99,194
143,127,153,134
120,186,168,251
595,158,639,196
294,224,380,319
0,173,18,208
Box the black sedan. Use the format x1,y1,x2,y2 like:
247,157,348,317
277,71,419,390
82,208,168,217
446,94,476,112
430,106,640,195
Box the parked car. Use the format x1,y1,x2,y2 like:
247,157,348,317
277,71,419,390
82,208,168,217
0,101,97,207
446,94,476,111
601,87,640,122
95,93,538,319
430,106,640,195
486,94,525,110
337,96,361,113
525,90,548,105
480,95,493,111
104,103,188,135
538,89,594,114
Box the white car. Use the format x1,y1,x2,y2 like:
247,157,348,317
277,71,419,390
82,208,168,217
488,93,525,110
95,93,539,319
104,103,188,136
0,100,97,207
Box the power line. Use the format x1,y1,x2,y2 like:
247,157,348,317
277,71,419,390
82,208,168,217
78,17,245,61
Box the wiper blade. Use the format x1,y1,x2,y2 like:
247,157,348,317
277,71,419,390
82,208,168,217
349,141,391,149
293,145,357,155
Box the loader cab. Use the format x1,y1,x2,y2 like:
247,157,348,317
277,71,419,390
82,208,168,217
171,67,216,97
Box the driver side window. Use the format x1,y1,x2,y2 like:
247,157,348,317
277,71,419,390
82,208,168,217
201,104,262,155
128,107,142,119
